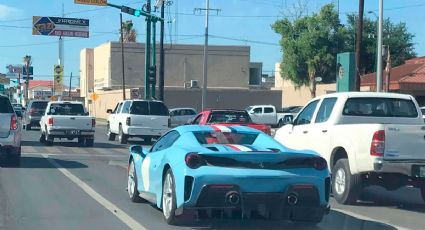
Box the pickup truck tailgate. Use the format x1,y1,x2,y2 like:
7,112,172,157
51,116,92,130
384,124,425,160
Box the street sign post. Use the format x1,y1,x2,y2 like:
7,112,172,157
32,16,89,38
74,0,107,6
22,66,33,75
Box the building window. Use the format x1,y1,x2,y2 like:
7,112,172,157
249,68,260,85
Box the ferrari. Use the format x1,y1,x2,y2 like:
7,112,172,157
127,125,330,225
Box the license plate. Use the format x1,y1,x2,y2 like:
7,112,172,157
420,167,425,178
67,130,80,135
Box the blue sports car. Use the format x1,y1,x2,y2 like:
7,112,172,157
127,125,330,225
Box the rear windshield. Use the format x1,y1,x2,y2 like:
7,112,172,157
0,97,14,113
343,98,418,117
48,103,85,116
194,131,258,145
207,111,251,123
31,101,48,109
130,101,169,116
149,102,169,116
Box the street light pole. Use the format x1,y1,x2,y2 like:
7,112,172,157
159,1,165,101
376,0,383,92
201,0,209,110
120,13,126,100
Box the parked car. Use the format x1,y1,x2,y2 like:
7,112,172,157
188,109,271,135
246,105,294,127
127,125,330,225
275,92,425,204
169,108,197,127
0,95,21,165
23,100,49,130
420,106,425,122
40,101,95,146
106,100,170,144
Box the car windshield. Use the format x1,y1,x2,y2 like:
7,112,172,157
193,131,258,145
343,98,418,117
149,102,169,116
48,103,85,115
207,111,251,123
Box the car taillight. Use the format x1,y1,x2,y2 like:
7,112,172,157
48,117,54,126
185,152,204,169
126,117,131,126
313,157,328,170
370,130,385,156
264,125,271,135
92,118,96,127
10,115,17,130
168,117,171,127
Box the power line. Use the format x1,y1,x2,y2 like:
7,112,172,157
209,34,280,46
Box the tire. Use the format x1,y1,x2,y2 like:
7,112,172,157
25,124,31,131
85,138,94,147
40,132,46,143
420,187,425,203
278,119,284,127
7,147,21,167
118,125,128,144
78,137,85,146
44,132,53,146
162,169,177,225
107,123,116,141
127,160,143,202
332,159,362,204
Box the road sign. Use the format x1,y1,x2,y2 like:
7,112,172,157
53,65,64,93
6,64,23,74
22,66,33,75
75,0,107,6
33,16,89,38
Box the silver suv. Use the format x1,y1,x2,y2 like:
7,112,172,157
0,95,21,166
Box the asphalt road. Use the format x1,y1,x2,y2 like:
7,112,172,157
0,124,424,230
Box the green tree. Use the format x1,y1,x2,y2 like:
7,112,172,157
345,13,416,74
120,20,137,42
272,4,347,98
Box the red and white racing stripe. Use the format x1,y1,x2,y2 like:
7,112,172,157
225,144,254,152
211,125,232,132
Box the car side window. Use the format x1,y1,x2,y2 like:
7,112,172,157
315,98,337,123
253,107,262,114
264,107,274,113
150,131,180,152
192,114,203,124
294,100,319,125
170,110,176,116
121,101,131,114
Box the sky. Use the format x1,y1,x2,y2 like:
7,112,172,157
0,0,424,88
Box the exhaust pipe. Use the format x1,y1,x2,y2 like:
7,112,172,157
287,193,298,206
226,191,240,205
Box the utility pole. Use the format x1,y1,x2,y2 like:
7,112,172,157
376,0,383,92
144,0,152,99
355,0,364,91
17,73,21,104
159,1,165,101
120,13,126,100
195,0,220,110
69,72,72,97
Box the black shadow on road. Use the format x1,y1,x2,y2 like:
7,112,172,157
0,156,88,169
21,140,127,149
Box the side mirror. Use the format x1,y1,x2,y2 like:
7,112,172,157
130,145,146,158
106,109,113,114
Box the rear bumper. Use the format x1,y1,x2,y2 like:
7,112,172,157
27,116,42,125
47,129,95,138
0,131,20,155
374,159,425,177
124,126,169,137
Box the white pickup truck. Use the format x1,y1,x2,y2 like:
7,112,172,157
246,105,296,127
275,92,425,204
40,101,95,146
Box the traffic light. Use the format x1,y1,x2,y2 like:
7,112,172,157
121,6,141,17
148,65,156,84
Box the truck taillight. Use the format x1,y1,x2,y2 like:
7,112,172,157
48,117,54,126
370,130,385,156
92,118,96,127
10,115,17,130
126,117,131,126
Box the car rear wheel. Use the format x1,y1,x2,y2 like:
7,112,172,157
85,139,94,147
162,169,177,225
332,159,362,204
107,123,116,141
118,125,128,144
39,132,46,143
128,160,143,202
420,187,425,203
44,132,53,146
78,137,85,146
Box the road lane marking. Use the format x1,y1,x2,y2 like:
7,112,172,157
41,154,147,230
331,207,409,230
22,146,37,153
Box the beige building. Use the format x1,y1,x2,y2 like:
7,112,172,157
274,63,336,107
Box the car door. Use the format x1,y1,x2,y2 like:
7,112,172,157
309,97,338,158
140,131,180,195
249,107,263,123
263,106,276,125
280,100,320,150
110,102,123,133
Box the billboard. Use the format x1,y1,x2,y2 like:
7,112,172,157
33,16,89,38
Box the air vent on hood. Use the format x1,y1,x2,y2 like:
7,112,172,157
206,147,219,152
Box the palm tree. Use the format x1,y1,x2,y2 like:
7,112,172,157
23,55,32,105
120,20,137,42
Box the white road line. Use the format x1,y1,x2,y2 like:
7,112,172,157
41,154,147,230
331,207,409,230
